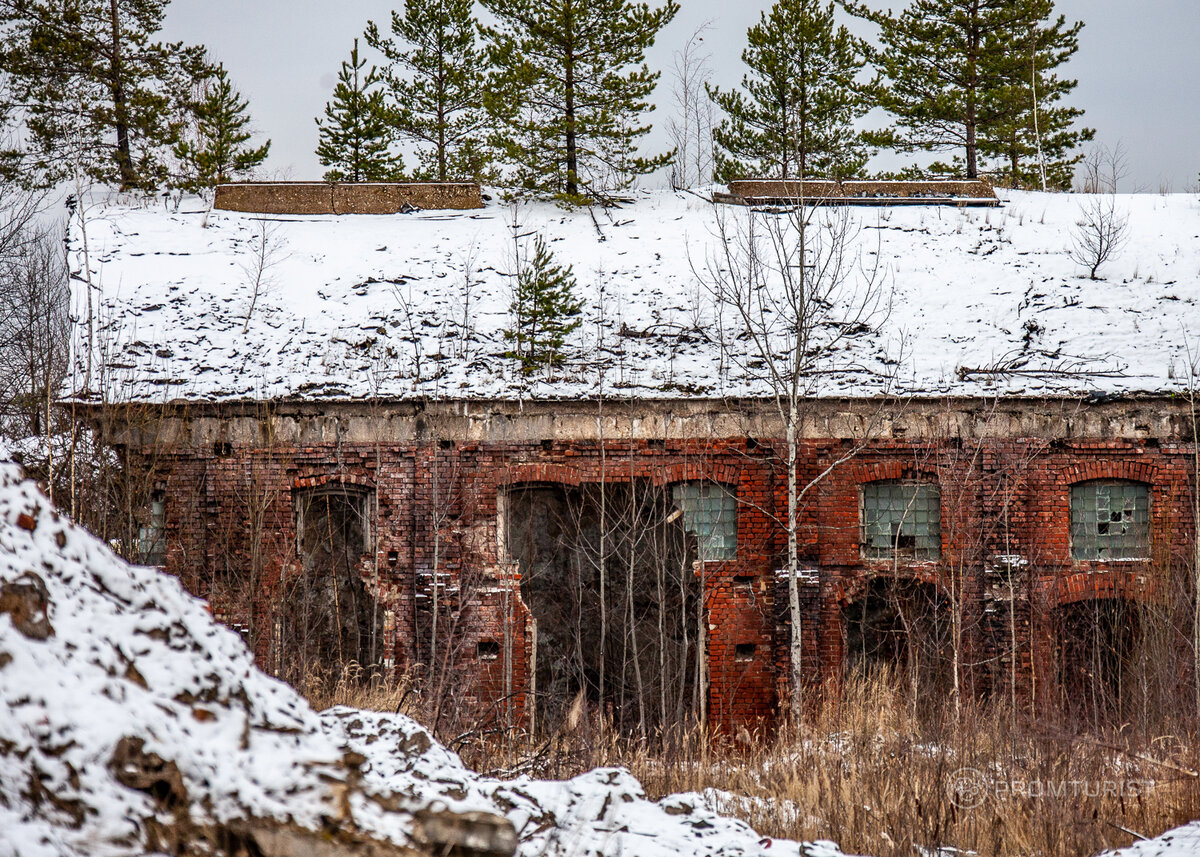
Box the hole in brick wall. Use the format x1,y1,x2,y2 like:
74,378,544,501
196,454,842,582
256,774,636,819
745,436,759,451
276,485,383,687
735,643,756,662
387,550,399,565
733,575,755,591
438,439,453,450
504,481,701,735
1053,598,1141,726
477,640,500,660
843,578,951,700
540,439,553,451
212,441,232,457
648,438,665,449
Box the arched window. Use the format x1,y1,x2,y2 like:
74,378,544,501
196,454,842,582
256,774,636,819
671,482,737,561
1070,480,1149,560
860,481,941,560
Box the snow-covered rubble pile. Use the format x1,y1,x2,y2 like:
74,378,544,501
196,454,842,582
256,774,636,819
68,189,1200,402
1103,822,1200,857
0,453,847,857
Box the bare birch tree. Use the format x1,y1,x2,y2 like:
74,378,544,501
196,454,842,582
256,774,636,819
666,23,716,190
240,220,285,334
698,200,893,720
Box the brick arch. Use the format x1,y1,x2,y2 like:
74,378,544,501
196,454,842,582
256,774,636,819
496,463,585,488
652,461,741,488
832,568,945,607
1038,570,1160,610
293,472,375,490
1063,459,1159,487
845,460,940,485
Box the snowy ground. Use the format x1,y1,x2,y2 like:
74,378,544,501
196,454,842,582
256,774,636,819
0,447,852,857
67,188,1200,403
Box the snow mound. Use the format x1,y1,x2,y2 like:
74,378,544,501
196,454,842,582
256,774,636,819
0,454,848,857
1102,822,1200,857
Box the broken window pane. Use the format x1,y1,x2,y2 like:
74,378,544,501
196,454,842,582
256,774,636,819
137,493,167,567
1070,481,1149,560
860,482,941,560
672,482,737,561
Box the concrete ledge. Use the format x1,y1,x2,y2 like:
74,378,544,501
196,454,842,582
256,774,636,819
80,395,1193,448
214,181,483,214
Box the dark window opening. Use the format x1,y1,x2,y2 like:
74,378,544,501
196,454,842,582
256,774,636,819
843,578,951,700
735,643,756,662
505,481,702,737
1053,598,1140,726
477,640,501,660
276,486,383,686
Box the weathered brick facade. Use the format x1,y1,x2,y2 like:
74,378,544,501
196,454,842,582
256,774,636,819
93,396,1198,735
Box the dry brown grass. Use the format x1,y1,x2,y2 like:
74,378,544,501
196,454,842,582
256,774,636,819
301,661,418,715
307,667,1200,857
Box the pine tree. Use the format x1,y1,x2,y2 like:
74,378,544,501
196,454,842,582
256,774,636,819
173,63,270,191
844,0,1058,180
314,39,402,182
365,0,489,182
0,0,207,190
709,0,870,182
504,234,583,372
979,0,1092,190
481,0,679,202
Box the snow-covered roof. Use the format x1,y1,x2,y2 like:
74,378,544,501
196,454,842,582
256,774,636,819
67,189,1200,403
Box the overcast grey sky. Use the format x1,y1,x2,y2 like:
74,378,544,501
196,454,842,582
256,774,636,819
161,0,1199,192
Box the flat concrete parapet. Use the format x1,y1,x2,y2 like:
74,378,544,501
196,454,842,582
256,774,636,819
720,178,999,207
214,181,483,214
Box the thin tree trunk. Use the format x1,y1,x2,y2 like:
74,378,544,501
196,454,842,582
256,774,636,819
563,3,577,196
108,0,137,189
1190,378,1200,724
787,404,803,722
965,10,980,179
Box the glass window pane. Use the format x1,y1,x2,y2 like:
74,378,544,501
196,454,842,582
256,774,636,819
672,482,737,561
860,481,940,560
1070,481,1149,560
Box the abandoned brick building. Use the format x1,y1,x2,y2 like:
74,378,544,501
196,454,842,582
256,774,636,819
71,182,1200,735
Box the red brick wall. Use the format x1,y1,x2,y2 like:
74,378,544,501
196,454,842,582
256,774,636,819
142,431,1197,733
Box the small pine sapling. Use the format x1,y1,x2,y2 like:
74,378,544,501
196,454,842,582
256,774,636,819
315,39,403,182
174,64,271,193
504,234,583,372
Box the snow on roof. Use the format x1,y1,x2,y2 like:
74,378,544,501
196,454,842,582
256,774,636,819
67,189,1200,403
0,454,849,857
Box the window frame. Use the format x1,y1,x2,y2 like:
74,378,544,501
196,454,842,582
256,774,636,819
295,484,375,560
859,479,942,562
1069,479,1151,561
671,481,738,562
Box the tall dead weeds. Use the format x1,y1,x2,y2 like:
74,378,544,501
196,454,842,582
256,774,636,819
310,665,1200,857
